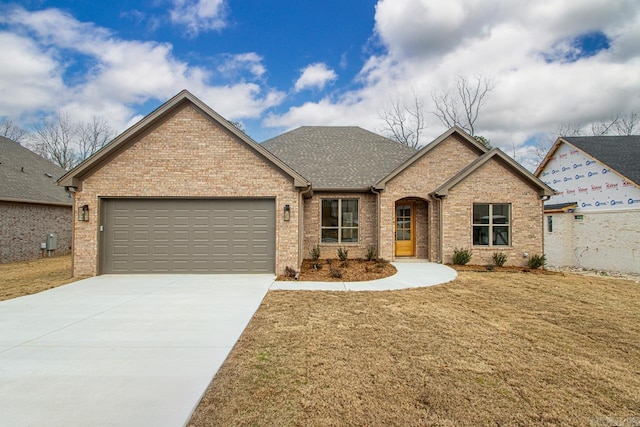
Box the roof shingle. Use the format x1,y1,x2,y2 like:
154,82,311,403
261,126,417,189
563,135,640,185
0,136,72,205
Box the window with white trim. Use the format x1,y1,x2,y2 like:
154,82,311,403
321,199,359,243
473,203,510,246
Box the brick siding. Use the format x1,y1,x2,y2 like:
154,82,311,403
443,159,544,266
303,192,377,259
545,210,640,274
379,135,544,266
380,135,480,261
0,201,72,263
72,104,300,276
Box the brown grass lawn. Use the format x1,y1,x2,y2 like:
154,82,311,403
190,272,640,426
0,255,75,301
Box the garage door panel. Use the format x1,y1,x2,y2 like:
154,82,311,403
102,199,275,274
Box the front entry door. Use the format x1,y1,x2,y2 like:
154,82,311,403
395,202,415,257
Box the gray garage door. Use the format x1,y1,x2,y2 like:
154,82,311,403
101,198,275,274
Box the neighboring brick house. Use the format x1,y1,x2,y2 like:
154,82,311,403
1,136,73,263
60,90,553,277
535,136,640,274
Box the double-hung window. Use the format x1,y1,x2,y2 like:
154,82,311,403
321,199,359,244
473,204,510,246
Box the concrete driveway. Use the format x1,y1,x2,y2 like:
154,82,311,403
0,274,272,427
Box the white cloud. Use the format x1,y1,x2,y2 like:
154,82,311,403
170,0,227,37
294,63,338,92
267,0,640,170
0,32,64,116
0,6,283,133
217,53,266,79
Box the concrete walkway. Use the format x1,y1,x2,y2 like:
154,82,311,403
270,262,457,291
0,274,272,427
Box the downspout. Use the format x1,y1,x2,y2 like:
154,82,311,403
370,186,382,258
438,196,444,263
298,185,312,270
540,194,550,261
65,188,76,278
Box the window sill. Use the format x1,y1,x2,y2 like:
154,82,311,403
320,243,360,246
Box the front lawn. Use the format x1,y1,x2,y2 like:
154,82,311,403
0,255,75,301
189,271,640,426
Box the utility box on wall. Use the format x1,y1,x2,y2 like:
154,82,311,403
46,233,58,250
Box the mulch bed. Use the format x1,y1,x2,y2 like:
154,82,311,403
277,258,397,282
449,264,562,275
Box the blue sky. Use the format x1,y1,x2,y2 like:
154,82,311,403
1,0,640,169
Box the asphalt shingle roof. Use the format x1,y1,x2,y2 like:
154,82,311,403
261,126,417,189
0,136,72,205
563,135,640,185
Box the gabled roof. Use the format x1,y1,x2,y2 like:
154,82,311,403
0,136,72,206
431,148,555,197
374,126,489,189
536,135,640,186
59,90,310,189
261,126,417,190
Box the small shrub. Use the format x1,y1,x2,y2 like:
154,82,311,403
453,247,472,265
340,260,349,268
326,258,333,266
329,268,342,279
492,252,507,267
365,246,377,261
309,245,321,261
528,254,546,269
284,266,297,278
337,247,349,262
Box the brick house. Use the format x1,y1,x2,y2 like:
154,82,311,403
1,136,73,263
535,136,640,274
59,90,553,277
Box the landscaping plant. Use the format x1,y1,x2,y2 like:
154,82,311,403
528,254,546,269
453,247,472,265
337,247,349,262
492,251,507,267
365,246,377,262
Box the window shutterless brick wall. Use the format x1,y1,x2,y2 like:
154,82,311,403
0,201,72,263
72,104,300,277
443,159,544,266
303,192,377,259
545,210,640,274
379,135,544,265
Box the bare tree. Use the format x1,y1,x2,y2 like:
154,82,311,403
30,112,114,170
432,74,493,136
379,92,426,149
614,111,639,135
0,119,29,144
534,110,640,163
31,112,77,170
77,116,114,161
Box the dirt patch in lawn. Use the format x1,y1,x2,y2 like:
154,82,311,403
189,272,640,426
0,255,76,301
277,258,397,282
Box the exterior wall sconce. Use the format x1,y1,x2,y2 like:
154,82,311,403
284,204,291,221
78,204,89,221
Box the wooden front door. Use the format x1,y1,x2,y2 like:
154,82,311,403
395,202,415,257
